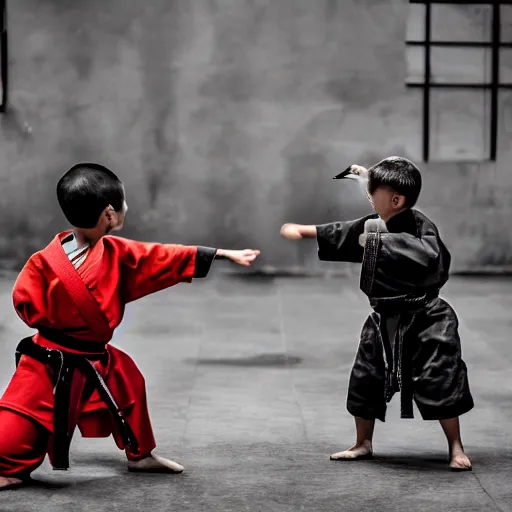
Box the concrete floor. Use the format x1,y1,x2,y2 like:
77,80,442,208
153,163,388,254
0,271,511,512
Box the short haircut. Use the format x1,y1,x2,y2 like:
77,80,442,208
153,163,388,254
56,163,125,228
367,156,422,207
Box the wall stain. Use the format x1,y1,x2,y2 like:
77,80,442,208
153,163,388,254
137,1,191,209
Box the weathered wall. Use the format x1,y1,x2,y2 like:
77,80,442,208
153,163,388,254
0,0,510,272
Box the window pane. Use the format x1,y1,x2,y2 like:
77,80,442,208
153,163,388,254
500,48,512,83
431,4,492,42
406,46,424,83
407,4,425,42
430,90,490,161
431,48,491,84
501,5,512,43
498,91,512,154
402,88,424,162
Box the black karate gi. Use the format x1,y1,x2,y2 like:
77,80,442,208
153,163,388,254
316,209,474,422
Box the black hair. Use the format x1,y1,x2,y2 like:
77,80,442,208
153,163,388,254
56,163,125,228
367,156,422,207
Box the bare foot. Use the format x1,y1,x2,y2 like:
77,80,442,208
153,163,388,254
330,440,373,461
127,453,184,473
0,476,23,491
450,450,472,471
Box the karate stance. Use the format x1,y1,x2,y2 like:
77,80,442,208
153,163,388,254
0,163,260,490
281,157,473,471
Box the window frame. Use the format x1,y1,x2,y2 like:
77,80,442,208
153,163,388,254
406,0,512,162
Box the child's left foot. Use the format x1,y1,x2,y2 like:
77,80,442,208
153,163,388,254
450,450,472,471
0,476,24,490
127,453,184,473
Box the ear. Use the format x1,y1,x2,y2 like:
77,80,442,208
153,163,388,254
103,205,115,222
392,194,406,210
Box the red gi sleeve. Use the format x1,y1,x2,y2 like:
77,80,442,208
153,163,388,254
106,237,217,303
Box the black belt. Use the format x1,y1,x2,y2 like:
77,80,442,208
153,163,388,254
377,311,418,419
370,291,439,314
38,326,107,354
15,336,139,470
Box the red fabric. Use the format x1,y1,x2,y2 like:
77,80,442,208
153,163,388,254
0,410,48,478
0,234,197,476
42,234,112,340
10,233,198,354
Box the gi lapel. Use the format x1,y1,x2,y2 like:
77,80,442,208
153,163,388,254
41,233,112,339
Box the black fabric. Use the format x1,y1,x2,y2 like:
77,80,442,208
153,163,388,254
195,246,218,277
316,214,375,263
364,209,451,301
316,208,474,421
38,326,107,355
15,337,139,470
347,299,474,421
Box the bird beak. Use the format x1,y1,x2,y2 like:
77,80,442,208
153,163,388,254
333,167,367,183
340,174,360,181
332,167,353,180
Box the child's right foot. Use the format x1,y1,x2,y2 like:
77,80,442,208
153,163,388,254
127,453,184,473
449,450,472,471
0,476,23,490
330,440,373,461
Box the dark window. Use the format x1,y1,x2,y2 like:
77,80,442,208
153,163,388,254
406,1,512,162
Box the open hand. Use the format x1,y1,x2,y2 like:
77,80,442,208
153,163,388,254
227,249,260,267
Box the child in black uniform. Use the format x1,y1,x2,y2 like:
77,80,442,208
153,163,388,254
280,156,473,471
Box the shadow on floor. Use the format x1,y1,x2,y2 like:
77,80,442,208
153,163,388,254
184,353,303,367
367,454,451,472
363,451,512,473
14,478,73,491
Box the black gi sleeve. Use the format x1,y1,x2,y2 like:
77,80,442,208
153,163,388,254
194,246,218,278
316,215,376,263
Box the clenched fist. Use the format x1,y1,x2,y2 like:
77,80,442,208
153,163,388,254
221,249,260,267
280,223,302,240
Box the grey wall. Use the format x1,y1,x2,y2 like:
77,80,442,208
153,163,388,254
0,0,510,272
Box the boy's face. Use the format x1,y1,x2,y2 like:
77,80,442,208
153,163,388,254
367,185,406,221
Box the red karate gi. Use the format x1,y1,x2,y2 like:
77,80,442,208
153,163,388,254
0,232,214,478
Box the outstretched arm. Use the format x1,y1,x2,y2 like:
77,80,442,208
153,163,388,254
280,224,317,239
112,238,260,302
195,247,260,274
281,215,375,263
215,248,260,267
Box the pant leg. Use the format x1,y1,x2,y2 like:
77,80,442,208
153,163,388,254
78,400,156,461
411,300,474,420
116,372,157,461
78,345,157,461
346,314,388,422
0,409,49,478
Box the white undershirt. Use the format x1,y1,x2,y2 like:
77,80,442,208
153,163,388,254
61,232,90,269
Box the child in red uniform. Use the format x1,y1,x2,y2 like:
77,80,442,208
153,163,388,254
0,163,260,490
